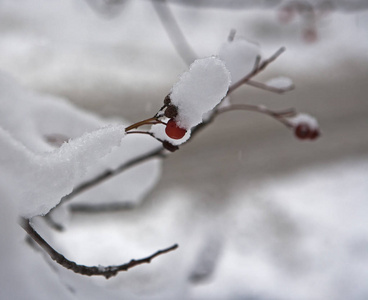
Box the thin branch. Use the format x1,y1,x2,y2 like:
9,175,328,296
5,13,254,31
245,79,294,94
19,218,178,279
125,117,163,132
227,47,286,95
190,104,294,140
152,0,197,66
70,202,136,213
216,104,296,127
44,214,65,231
60,147,165,204
227,29,236,42
126,130,155,136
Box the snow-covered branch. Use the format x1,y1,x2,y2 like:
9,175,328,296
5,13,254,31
20,218,178,279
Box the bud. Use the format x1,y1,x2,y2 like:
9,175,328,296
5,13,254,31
164,105,178,118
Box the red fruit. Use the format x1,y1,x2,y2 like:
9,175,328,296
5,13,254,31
165,119,187,139
294,123,320,140
294,123,310,139
309,129,320,140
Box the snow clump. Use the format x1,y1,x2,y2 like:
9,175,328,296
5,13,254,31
0,72,161,218
266,76,294,90
288,113,319,129
170,57,231,130
0,124,125,218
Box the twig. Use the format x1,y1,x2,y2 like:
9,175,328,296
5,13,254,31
245,79,294,94
227,47,286,95
217,104,296,127
19,218,178,279
70,202,136,213
125,117,164,132
227,29,236,42
152,0,197,66
60,147,165,204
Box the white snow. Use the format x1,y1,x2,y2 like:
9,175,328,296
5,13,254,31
170,57,231,130
288,113,319,129
266,76,294,90
0,72,161,218
218,38,260,83
0,124,125,218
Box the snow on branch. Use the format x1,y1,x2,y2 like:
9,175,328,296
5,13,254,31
20,218,178,279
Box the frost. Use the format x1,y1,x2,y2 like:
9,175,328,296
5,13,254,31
170,57,231,129
266,76,294,89
288,113,319,129
219,38,260,83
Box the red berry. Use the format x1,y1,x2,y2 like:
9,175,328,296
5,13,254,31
303,28,318,43
165,119,187,139
309,129,320,140
294,123,320,140
294,123,310,139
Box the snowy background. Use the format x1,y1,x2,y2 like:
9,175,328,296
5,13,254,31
0,0,368,299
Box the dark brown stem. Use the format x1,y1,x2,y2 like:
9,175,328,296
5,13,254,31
126,131,154,136
125,117,160,132
19,218,178,279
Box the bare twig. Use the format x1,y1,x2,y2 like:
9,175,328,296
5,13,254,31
246,79,294,94
152,0,197,65
217,104,296,127
228,47,286,95
70,202,136,213
43,214,65,231
190,103,295,139
125,117,165,132
19,218,178,279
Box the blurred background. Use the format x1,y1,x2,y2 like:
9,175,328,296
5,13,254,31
1,0,367,299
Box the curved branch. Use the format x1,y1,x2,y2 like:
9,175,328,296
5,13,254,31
19,218,178,279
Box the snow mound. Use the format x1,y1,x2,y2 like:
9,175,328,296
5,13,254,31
170,57,231,130
288,113,319,129
0,124,125,218
0,72,161,218
266,76,294,89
